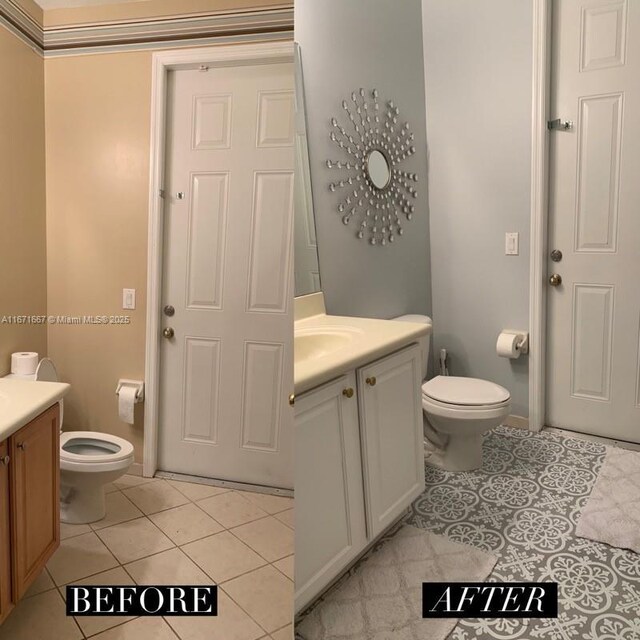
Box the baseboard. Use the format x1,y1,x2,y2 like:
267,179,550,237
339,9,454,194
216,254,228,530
128,462,144,477
504,414,529,430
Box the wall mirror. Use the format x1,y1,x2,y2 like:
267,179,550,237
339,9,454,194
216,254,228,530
294,43,322,297
326,89,418,246
366,149,391,189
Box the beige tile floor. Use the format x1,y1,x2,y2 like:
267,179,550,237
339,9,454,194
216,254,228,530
0,475,294,640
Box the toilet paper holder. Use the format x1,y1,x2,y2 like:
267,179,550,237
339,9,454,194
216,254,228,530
497,331,529,356
115,379,145,402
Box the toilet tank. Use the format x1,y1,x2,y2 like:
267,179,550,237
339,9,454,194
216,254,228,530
3,358,64,427
392,314,432,379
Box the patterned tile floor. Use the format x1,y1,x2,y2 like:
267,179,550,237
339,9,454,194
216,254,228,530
406,426,640,640
0,474,293,640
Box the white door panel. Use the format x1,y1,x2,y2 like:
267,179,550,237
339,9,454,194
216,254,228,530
547,0,640,442
247,171,295,313
159,63,294,488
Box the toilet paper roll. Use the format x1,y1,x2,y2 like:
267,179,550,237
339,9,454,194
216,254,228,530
118,385,137,425
11,352,39,376
496,332,521,359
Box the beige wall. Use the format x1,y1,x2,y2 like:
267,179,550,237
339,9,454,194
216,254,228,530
0,26,47,376
45,51,151,460
43,0,286,27
44,1,291,464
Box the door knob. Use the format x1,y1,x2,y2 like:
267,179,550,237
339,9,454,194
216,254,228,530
549,274,562,287
342,387,354,398
365,376,377,387
1,455,9,465
288,394,295,407
17,443,27,451
163,327,175,339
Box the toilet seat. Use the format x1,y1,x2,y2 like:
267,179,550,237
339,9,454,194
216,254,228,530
422,376,510,407
60,431,134,472
423,394,510,413
422,394,510,425
422,376,511,435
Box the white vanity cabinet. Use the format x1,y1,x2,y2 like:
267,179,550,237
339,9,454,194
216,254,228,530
294,373,367,612
294,343,425,612
358,344,424,538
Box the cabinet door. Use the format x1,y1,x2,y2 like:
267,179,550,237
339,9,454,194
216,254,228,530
294,374,367,613
10,405,60,600
0,440,13,625
358,343,425,538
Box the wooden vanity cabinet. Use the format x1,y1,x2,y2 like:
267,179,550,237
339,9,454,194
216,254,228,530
10,404,60,600
0,441,12,625
0,404,60,624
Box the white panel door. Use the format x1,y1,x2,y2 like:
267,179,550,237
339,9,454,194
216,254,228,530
358,344,424,538
158,62,295,488
547,0,640,442
294,373,367,613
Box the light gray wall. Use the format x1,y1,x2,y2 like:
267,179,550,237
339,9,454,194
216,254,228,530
295,0,432,320
422,0,533,417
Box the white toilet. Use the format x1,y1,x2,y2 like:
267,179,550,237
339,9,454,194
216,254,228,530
394,315,511,471
5,358,134,524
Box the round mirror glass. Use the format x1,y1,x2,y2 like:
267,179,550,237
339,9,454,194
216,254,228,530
366,149,391,190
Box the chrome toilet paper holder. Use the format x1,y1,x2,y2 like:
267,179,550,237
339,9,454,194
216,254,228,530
115,379,145,402
499,331,529,356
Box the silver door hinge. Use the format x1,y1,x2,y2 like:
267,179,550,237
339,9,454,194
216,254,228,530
548,119,574,131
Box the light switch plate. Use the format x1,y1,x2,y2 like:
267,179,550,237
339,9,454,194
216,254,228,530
505,232,519,256
123,288,136,310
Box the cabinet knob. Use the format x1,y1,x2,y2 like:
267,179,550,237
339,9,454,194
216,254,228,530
342,387,354,398
365,376,377,387
288,394,295,407
17,443,27,451
0,455,9,465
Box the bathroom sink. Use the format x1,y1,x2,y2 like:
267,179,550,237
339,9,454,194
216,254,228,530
294,293,432,393
295,328,360,362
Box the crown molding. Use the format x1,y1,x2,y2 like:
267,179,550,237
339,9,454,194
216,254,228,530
0,0,43,53
0,2,293,57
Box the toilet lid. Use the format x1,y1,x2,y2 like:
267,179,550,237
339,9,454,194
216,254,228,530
422,376,510,406
60,431,134,464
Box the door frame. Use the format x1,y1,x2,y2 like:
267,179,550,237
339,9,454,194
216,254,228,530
529,0,552,432
143,41,294,477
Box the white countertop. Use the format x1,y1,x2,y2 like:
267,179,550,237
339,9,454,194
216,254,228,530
294,313,430,394
0,378,70,441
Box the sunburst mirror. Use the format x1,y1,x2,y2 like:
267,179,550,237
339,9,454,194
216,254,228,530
326,88,418,246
